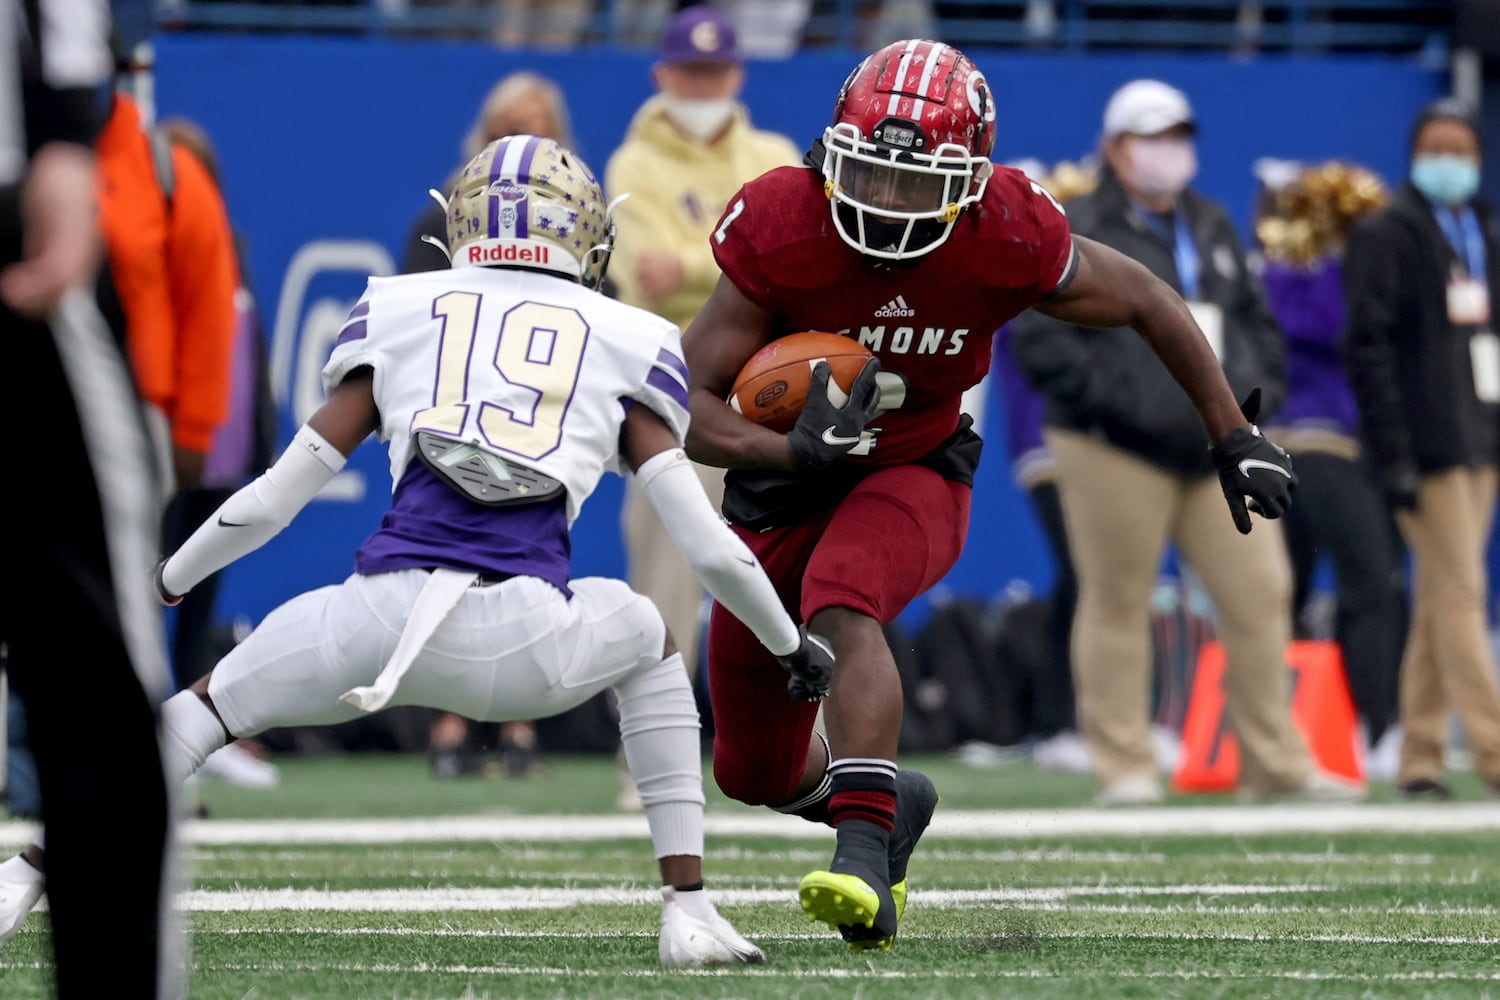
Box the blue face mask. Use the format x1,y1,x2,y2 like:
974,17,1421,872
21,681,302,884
1411,154,1481,206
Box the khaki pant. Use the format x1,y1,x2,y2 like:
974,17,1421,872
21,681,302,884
1396,466,1500,785
623,461,726,678
1047,430,1314,795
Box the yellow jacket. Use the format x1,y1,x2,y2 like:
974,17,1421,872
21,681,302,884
605,96,800,331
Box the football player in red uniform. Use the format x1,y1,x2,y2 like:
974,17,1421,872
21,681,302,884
682,39,1296,951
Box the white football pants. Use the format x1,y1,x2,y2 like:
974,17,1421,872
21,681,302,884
202,568,705,855
208,569,666,734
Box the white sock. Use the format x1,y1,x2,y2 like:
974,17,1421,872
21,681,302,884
614,653,705,859
666,886,718,923
161,690,229,787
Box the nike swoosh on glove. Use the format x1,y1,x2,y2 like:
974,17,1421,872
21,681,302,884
1209,387,1297,535
776,626,835,702
786,358,882,469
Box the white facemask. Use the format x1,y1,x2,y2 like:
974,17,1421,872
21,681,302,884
1123,137,1198,199
662,96,737,142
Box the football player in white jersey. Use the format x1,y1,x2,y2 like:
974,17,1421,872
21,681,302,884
0,135,836,966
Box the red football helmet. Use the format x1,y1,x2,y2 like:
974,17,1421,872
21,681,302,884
823,40,997,260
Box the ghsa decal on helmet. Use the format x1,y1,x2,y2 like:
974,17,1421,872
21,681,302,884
425,135,621,290
823,40,997,260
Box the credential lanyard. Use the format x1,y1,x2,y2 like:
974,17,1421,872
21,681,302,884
1172,212,1201,299
1436,206,1487,279
1139,206,1201,299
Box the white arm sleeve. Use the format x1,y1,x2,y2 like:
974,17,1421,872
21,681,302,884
160,426,347,597
635,449,800,658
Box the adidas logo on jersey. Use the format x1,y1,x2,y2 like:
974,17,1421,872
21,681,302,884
874,295,915,318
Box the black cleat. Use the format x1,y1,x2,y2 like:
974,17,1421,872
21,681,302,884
800,818,898,951
799,865,898,951
888,769,938,920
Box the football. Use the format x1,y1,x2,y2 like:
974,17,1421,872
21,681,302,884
728,332,875,433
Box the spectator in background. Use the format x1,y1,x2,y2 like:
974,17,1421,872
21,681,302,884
992,321,1089,774
0,0,180,990
96,46,238,503
157,114,284,789
802,0,932,48
1342,97,1500,800
725,0,812,58
1253,159,1408,782
1011,79,1362,805
401,70,578,780
989,158,1102,776
494,0,592,47
94,48,282,792
605,4,800,808
403,71,575,274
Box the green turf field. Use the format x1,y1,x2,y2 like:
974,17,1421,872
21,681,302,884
2,752,1497,998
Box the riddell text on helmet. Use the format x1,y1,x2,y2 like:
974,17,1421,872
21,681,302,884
468,242,551,265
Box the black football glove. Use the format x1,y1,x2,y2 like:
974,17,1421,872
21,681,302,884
786,357,883,469
153,559,184,607
1209,388,1297,535
776,626,835,702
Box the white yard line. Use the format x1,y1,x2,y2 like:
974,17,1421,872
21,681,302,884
3,803,1497,847
26,883,1385,913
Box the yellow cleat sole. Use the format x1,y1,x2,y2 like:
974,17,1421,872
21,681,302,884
798,871,894,952
891,877,907,922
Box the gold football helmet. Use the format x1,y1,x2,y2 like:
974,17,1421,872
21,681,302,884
438,135,617,289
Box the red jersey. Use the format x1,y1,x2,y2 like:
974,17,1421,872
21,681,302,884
711,163,1074,465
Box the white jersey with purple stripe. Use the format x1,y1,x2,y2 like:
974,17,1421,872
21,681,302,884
321,266,689,590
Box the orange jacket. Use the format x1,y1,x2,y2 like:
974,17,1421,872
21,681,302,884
97,93,238,455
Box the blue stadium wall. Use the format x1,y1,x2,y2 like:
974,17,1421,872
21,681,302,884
151,35,1447,630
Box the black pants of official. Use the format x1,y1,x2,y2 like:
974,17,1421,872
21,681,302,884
0,296,174,997
1282,450,1409,744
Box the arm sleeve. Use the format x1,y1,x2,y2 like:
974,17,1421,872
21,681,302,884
165,148,239,453
160,426,347,596
636,448,799,657
1341,215,1413,470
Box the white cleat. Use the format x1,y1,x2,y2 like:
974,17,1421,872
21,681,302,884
0,858,44,946
658,887,766,967
198,742,281,789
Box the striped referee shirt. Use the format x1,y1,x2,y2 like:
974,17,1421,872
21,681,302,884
1,0,112,187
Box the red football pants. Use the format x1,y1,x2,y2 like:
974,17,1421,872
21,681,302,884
708,464,971,806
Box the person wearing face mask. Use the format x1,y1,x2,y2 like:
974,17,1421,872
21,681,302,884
1010,79,1362,806
604,5,799,808
1342,97,1500,800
